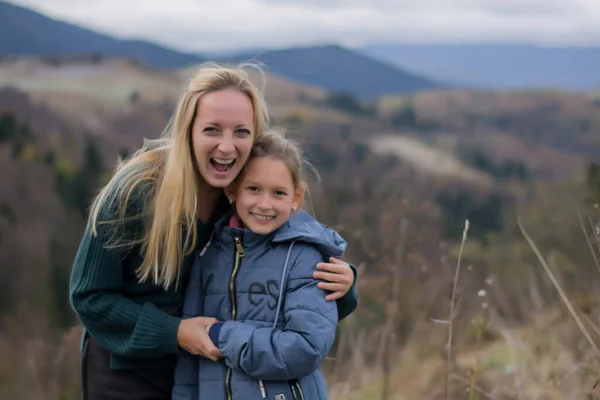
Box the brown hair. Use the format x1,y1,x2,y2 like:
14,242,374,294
237,128,319,210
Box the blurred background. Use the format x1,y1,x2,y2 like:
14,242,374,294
0,0,599,398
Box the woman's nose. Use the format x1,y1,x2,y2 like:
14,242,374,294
217,135,235,154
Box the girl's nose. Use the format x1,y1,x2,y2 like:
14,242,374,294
257,195,272,210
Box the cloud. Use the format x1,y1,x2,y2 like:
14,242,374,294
257,0,583,15
8,0,600,52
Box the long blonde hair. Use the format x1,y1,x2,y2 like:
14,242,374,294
89,62,270,290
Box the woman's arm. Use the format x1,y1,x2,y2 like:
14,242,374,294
69,199,183,358
70,192,219,361
208,246,338,381
316,258,359,320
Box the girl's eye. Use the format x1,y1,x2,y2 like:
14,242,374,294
275,191,287,196
246,186,259,192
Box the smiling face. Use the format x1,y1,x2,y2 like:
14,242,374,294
191,89,255,188
226,156,304,235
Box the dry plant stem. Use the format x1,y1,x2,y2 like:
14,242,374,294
553,354,592,388
451,373,517,400
469,311,485,400
588,214,600,258
583,314,600,339
517,216,600,361
577,210,600,275
380,218,409,400
445,219,470,400
499,327,525,397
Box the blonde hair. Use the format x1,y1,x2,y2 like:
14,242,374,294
239,128,318,210
89,62,270,289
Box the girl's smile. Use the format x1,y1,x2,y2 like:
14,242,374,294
227,156,302,235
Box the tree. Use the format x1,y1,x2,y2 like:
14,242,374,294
325,92,367,115
586,162,600,202
129,90,140,104
390,103,417,128
55,136,104,216
0,113,17,142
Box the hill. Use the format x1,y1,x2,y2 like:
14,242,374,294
1,56,599,400
0,56,595,182
223,44,438,99
0,2,439,97
373,89,600,183
360,44,600,91
0,56,334,133
0,0,202,69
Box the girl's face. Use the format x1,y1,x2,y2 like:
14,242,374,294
226,157,303,235
191,89,255,189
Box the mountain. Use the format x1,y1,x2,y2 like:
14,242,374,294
0,2,438,97
222,44,438,99
0,1,202,69
199,47,270,60
360,44,600,91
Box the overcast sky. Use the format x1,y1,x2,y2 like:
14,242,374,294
8,0,600,53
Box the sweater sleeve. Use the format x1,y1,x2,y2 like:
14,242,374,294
335,263,359,321
217,246,338,381
69,191,182,358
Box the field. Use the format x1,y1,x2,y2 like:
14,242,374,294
1,56,599,399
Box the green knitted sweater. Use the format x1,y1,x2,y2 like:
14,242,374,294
69,186,358,371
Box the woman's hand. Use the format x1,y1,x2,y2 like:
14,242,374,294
177,316,222,361
313,257,355,301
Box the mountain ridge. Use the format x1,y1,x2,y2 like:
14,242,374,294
359,43,600,91
221,44,439,98
0,0,203,69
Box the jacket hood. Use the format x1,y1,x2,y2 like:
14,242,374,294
212,210,347,259
271,210,346,258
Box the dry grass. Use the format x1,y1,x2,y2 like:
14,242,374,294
327,208,600,400
0,309,82,400
0,57,327,118
0,57,183,105
369,134,493,185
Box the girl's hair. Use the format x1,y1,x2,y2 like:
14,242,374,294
240,128,319,210
89,62,270,290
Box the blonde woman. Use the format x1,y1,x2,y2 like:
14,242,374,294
69,63,359,400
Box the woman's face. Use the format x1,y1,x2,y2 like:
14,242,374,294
191,89,255,188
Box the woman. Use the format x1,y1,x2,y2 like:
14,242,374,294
69,63,359,400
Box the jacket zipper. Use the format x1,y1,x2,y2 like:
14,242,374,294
289,380,304,400
226,235,245,400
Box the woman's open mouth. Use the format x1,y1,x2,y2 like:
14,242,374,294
210,157,236,173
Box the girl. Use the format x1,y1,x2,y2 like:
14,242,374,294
173,129,349,400
69,63,358,400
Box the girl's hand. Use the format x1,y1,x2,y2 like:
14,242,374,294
177,316,222,361
313,257,355,301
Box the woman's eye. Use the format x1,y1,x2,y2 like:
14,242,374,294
203,127,218,134
236,129,251,136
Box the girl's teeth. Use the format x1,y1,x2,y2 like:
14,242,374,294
253,214,273,220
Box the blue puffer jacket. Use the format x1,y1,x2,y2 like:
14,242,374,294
172,210,347,400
